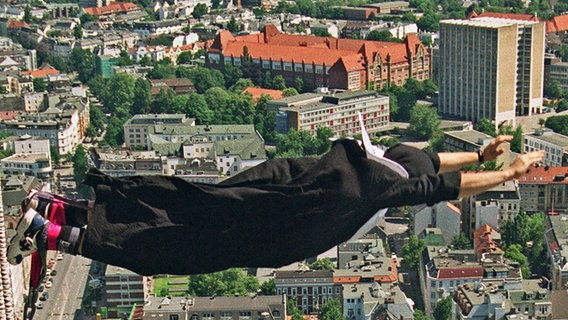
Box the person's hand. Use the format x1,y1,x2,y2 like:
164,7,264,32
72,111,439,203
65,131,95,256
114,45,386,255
482,135,513,162
506,150,545,179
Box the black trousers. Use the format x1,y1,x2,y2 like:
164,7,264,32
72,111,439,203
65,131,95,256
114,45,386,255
81,139,460,275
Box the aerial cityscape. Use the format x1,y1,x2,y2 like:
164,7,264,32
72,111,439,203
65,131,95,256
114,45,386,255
0,0,566,319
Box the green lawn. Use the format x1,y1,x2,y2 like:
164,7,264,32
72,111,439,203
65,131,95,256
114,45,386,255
153,276,190,296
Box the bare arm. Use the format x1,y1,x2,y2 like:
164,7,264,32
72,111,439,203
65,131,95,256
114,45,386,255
458,150,545,198
438,135,513,173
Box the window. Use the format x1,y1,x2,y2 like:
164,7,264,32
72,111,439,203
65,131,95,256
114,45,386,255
240,312,252,318
203,313,214,319
272,310,281,318
221,312,232,319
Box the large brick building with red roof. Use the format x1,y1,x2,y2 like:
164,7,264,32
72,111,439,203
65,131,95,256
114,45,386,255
206,24,431,91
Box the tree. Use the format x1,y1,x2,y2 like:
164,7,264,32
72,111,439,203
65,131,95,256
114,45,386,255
505,244,530,279
451,233,472,249
226,16,239,33
366,30,401,42
321,299,343,320
89,105,106,133
132,77,152,114
102,73,135,113
139,55,153,66
556,99,568,112
69,48,96,83
73,23,83,39
282,88,298,97
186,93,214,125
417,13,441,32
23,5,33,23
287,299,304,320
224,64,244,88
408,104,440,140
186,67,226,93
50,145,61,165
102,115,128,147
33,77,47,92
117,50,133,67
294,77,304,93
401,235,425,270
559,44,568,62
312,29,332,37
413,310,429,320
148,63,176,79
192,3,208,19
272,75,286,90
72,144,88,185
80,13,97,24
259,279,276,295
263,71,273,89
231,78,254,93
544,80,564,99
545,115,568,136
308,257,335,270
188,268,259,297
433,296,452,320
177,51,193,65
474,118,497,137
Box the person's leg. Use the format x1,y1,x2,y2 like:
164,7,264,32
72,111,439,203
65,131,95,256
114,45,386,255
22,190,91,226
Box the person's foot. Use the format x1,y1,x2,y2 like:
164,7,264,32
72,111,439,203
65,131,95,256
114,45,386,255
8,208,48,265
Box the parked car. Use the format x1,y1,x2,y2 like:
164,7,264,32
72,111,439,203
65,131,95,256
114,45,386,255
39,292,48,301
36,302,43,309
45,281,52,289
50,270,57,276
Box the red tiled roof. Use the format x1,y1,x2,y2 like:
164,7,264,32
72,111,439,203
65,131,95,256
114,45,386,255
211,25,425,69
7,20,28,29
243,87,283,101
437,267,483,279
84,2,140,16
475,11,539,22
474,224,502,260
546,14,568,33
333,276,360,283
446,202,461,215
22,68,59,78
0,111,21,120
518,166,568,184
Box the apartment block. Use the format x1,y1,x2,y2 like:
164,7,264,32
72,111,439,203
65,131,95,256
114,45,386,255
474,224,503,261
438,13,545,125
517,166,568,214
342,282,413,320
337,234,386,270
444,129,511,167
123,113,193,148
545,59,568,92
1,153,51,179
452,278,551,319
0,96,89,155
269,90,389,137
544,212,568,290
91,148,163,177
104,265,149,318
275,270,339,315
414,201,461,245
207,24,430,91
142,295,286,320
523,128,568,167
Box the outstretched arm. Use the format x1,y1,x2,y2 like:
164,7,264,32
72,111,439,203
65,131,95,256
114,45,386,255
458,150,545,198
438,135,513,173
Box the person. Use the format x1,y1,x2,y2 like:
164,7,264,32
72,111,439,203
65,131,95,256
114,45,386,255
7,135,544,276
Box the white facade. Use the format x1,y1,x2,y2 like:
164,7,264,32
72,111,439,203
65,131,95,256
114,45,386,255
1,153,52,179
523,129,568,167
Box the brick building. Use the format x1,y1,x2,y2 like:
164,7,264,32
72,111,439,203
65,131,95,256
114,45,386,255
206,24,430,92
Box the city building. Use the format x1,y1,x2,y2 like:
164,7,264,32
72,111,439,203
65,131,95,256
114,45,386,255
421,248,483,317
544,212,568,290
518,166,568,214
0,152,51,179
464,180,521,238
207,24,431,91
523,128,568,167
0,95,89,155
337,234,386,270
473,224,503,261
149,78,195,96
91,148,163,177
275,270,339,315
132,19,186,38
143,295,286,320
452,278,551,319
438,13,545,126
123,114,193,148
269,90,389,137
414,201,461,245
341,282,413,320
544,58,568,92
104,265,150,318
443,129,511,167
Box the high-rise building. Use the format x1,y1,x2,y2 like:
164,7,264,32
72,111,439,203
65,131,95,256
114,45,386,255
438,13,545,126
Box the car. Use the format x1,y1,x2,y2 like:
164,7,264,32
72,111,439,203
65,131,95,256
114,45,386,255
39,292,48,301
37,285,44,293
50,270,57,276
35,302,43,309
45,281,52,289
56,253,64,260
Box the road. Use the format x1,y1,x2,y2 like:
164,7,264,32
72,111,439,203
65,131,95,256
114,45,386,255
34,254,92,320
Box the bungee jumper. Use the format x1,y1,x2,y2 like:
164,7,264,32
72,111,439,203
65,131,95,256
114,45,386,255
6,120,544,317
